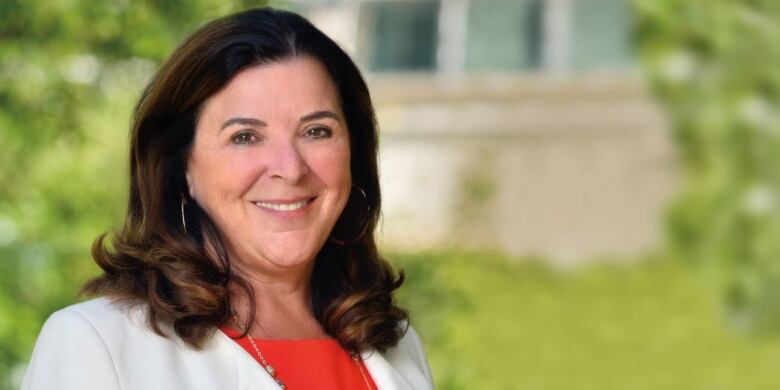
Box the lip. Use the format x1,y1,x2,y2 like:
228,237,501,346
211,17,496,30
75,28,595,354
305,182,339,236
252,196,317,205
251,196,317,218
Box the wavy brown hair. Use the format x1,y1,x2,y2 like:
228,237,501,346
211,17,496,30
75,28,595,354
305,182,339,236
82,7,408,352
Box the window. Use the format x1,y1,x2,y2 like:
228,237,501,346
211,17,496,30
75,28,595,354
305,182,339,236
355,0,632,73
570,0,633,70
364,0,440,71
466,0,542,70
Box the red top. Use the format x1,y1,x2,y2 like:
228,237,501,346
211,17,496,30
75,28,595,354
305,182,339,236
220,327,377,390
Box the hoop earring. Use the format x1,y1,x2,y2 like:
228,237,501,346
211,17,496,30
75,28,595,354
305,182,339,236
180,198,187,232
329,184,370,246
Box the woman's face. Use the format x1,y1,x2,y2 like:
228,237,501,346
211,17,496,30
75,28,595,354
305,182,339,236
186,57,351,274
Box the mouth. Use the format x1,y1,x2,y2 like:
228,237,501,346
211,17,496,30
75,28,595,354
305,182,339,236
252,197,317,212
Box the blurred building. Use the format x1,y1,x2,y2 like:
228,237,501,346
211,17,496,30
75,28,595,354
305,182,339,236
291,0,674,264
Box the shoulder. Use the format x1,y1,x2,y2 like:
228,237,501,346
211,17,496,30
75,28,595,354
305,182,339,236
21,298,125,390
64,296,134,318
32,297,138,351
52,297,141,329
60,297,152,335
23,298,241,390
376,321,435,389
392,321,429,365
35,297,150,349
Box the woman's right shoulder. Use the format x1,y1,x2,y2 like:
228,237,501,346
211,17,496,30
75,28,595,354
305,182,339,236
23,297,245,390
42,297,146,336
21,297,133,390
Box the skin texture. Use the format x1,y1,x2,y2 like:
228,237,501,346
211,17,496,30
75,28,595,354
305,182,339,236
186,57,352,338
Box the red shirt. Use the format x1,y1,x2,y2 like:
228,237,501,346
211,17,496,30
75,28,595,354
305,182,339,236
221,327,377,390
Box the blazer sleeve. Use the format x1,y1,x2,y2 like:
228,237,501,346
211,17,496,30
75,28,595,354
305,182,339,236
21,308,121,390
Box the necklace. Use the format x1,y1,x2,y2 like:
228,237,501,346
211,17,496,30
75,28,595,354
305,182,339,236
230,312,373,390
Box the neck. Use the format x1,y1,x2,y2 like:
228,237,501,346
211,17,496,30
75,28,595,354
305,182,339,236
227,255,328,339
233,264,313,311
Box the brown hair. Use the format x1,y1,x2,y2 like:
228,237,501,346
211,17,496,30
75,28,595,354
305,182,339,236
83,7,408,352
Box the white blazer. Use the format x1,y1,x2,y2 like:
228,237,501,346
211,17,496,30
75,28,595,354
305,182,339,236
21,298,434,390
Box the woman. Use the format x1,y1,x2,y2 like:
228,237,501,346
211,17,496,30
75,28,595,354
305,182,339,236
22,7,433,390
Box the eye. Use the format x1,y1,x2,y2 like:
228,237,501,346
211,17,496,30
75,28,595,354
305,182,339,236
304,127,332,139
231,131,257,145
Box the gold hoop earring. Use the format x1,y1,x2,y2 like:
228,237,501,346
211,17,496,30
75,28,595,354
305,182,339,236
329,184,370,246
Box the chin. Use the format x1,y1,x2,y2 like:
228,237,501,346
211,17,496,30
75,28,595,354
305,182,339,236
229,228,331,272
259,240,323,269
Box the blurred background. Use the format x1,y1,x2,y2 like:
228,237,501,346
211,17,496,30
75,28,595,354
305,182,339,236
1,0,779,388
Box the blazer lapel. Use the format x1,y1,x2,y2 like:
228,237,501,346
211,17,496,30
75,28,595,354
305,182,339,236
361,349,413,390
242,362,285,390
215,330,283,390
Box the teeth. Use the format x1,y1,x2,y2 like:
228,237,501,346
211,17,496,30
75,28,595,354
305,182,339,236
254,199,310,212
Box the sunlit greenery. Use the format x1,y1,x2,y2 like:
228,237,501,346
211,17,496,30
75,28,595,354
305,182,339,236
398,251,780,390
636,0,780,332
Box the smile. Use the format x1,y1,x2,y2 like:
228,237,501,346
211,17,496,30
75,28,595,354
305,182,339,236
253,197,315,212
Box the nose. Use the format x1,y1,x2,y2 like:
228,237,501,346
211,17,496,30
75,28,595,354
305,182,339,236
266,138,310,182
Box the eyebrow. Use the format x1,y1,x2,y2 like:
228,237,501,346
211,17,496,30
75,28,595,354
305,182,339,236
299,110,341,123
220,117,267,131
219,110,342,132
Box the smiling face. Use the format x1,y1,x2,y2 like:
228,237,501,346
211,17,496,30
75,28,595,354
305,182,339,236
186,57,351,275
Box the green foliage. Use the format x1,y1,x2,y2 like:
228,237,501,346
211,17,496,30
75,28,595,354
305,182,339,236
397,251,780,389
635,0,780,332
0,1,268,388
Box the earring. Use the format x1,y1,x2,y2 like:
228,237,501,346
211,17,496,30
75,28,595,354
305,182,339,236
180,197,187,232
329,184,370,246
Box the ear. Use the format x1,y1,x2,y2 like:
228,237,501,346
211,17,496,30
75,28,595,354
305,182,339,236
185,170,196,200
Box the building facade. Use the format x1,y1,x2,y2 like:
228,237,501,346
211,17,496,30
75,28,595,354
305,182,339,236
292,0,674,264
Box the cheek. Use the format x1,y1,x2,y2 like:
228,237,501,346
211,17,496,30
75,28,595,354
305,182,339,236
189,150,260,206
310,144,351,189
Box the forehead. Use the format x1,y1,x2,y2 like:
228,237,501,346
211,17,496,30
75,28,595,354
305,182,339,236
201,56,341,118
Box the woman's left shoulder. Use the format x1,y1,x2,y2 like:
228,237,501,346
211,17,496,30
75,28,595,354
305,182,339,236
375,321,434,389
392,321,429,363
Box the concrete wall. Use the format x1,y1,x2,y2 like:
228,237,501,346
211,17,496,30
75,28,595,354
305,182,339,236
370,73,677,264
301,1,675,264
